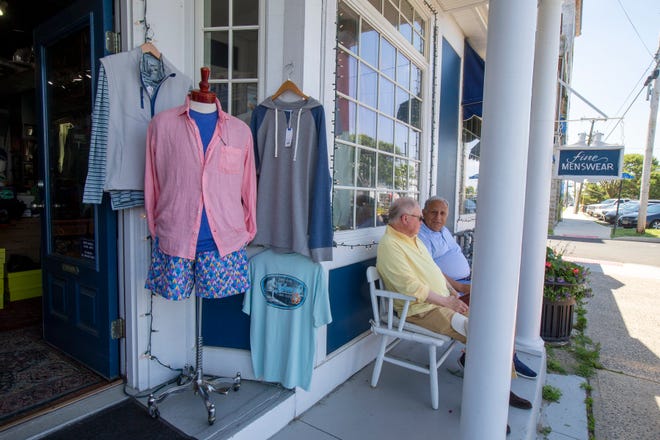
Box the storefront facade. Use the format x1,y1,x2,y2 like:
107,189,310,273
114,0,484,399
0,0,579,436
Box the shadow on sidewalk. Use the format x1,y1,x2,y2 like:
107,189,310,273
580,264,660,439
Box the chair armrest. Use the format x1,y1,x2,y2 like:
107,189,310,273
373,287,415,332
374,288,415,302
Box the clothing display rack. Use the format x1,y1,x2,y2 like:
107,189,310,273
146,67,241,425
147,296,241,424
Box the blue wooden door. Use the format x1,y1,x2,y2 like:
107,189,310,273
35,0,119,379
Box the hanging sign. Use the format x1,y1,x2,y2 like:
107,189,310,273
553,144,624,181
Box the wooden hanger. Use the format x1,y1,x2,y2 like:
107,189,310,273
271,79,308,100
140,41,161,59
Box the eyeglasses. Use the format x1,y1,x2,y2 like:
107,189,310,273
405,213,424,222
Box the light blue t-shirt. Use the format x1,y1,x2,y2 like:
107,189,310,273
417,223,471,280
242,249,332,390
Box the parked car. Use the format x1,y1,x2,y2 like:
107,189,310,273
463,198,477,214
617,203,660,229
602,200,639,224
591,198,631,218
604,200,660,224
585,198,616,216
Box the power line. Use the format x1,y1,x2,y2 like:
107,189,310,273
604,82,646,142
615,0,654,59
603,47,660,140
611,59,655,117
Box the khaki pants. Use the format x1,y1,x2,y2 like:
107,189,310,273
407,306,467,344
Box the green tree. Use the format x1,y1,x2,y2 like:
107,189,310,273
582,154,659,204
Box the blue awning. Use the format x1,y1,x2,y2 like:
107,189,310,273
462,40,484,120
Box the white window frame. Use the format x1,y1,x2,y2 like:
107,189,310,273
194,0,266,115
331,0,434,248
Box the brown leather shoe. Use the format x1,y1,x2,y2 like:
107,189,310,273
509,391,532,409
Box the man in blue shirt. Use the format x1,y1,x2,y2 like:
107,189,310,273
418,197,472,296
418,196,537,380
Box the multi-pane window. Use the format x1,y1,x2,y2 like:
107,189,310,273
333,0,423,230
202,0,259,121
367,0,426,54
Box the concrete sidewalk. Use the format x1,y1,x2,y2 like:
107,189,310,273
552,210,611,240
544,209,660,440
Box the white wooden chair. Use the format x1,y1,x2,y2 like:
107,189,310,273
366,266,457,410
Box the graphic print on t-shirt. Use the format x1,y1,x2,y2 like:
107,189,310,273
260,274,307,309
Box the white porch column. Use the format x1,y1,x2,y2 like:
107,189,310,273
459,0,538,439
517,0,563,354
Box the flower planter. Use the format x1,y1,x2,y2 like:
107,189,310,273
540,296,576,344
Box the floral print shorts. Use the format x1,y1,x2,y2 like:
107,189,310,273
145,239,250,300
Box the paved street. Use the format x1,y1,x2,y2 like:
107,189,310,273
547,210,660,440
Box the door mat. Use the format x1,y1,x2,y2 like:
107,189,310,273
0,326,106,425
42,399,194,440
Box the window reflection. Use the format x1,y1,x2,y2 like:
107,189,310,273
233,30,258,79
356,191,383,228
334,0,424,230
411,64,422,96
400,1,414,22
394,158,407,190
233,0,258,25
359,63,378,108
411,97,422,129
409,130,420,159
379,77,394,115
408,162,420,192
204,1,228,27
394,123,408,155
377,154,394,188
359,21,379,67
395,87,409,123
210,83,229,112
357,149,376,187
377,192,393,224
336,49,357,98
338,3,359,52
359,0,425,55
377,115,394,152
399,22,412,43
383,1,398,28
380,37,396,79
397,53,410,90
204,31,229,79
334,143,355,186
358,106,377,143
333,188,355,230
335,97,356,141
232,83,257,122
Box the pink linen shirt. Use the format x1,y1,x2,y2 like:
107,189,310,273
145,97,257,259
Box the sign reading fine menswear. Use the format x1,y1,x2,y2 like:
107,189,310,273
554,140,624,181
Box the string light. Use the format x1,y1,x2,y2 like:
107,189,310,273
333,240,377,249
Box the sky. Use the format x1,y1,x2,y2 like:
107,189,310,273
567,0,660,159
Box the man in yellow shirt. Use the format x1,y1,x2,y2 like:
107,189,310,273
376,197,469,342
376,197,532,412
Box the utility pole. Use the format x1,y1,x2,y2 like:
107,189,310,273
637,36,660,234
